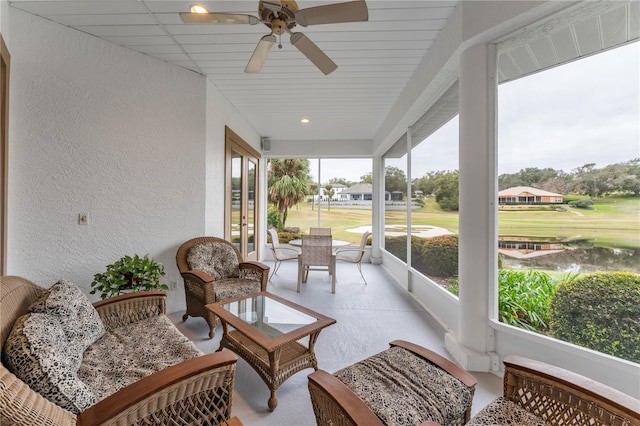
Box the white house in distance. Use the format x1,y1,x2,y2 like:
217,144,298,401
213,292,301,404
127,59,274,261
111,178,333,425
313,184,348,201
341,183,374,201
498,186,564,204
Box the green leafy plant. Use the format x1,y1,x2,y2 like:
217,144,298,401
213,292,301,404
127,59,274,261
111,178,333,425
91,254,167,299
267,206,282,231
445,269,577,334
549,271,640,363
498,270,575,333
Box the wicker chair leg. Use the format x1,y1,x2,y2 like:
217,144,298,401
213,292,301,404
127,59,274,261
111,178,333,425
206,311,218,338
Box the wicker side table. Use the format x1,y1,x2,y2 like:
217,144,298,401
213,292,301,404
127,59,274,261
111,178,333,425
207,292,336,411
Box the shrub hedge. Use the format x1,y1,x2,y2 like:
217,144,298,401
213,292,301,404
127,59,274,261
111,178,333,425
385,234,458,277
549,271,640,363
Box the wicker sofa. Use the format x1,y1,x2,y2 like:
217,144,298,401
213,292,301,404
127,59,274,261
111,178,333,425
308,341,640,426
0,275,238,426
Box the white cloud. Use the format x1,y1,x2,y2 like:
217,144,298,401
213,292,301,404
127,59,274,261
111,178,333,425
308,42,639,182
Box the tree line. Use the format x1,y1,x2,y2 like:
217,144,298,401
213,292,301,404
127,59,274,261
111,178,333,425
267,159,639,228
411,159,639,211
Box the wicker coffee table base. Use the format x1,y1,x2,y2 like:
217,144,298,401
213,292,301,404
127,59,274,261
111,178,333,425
218,329,322,411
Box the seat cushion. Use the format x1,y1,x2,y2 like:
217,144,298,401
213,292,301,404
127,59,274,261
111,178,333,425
78,315,203,401
466,397,549,425
215,278,261,302
188,242,240,280
334,346,473,426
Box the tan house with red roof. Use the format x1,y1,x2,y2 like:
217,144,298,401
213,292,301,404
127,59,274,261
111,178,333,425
498,186,564,204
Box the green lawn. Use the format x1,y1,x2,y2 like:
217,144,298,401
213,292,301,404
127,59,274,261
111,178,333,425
280,196,640,249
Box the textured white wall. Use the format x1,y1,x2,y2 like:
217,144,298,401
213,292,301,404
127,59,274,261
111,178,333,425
7,9,206,313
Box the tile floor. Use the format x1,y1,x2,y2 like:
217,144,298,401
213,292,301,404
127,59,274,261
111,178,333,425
171,259,503,425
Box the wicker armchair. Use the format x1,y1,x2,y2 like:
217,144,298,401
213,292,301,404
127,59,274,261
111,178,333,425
297,234,336,293
467,355,640,425
0,276,238,426
176,237,269,338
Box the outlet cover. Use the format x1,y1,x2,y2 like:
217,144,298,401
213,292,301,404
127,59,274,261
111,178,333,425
78,212,90,225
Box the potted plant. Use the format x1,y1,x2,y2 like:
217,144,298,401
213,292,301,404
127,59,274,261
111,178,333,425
91,254,168,299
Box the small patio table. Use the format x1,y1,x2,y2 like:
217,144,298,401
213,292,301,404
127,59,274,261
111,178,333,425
206,291,336,411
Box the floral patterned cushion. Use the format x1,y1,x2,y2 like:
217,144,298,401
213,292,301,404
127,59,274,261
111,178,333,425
2,280,105,413
187,242,240,280
334,346,473,426
79,315,203,401
29,280,105,350
215,278,261,302
466,397,549,425
3,313,98,413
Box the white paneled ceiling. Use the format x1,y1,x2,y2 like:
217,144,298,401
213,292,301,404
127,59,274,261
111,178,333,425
8,1,638,142
497,1,639,83
8,0,458,141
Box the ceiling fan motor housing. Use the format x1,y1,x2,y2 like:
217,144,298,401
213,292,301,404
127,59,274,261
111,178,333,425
259,0,299,34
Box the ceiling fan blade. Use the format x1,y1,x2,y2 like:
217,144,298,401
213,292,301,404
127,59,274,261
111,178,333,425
245,35,277,73
179,12,259,25
295,1,368,27
290,32,337,75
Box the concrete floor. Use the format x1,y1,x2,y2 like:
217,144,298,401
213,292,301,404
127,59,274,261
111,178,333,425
170,259,503,426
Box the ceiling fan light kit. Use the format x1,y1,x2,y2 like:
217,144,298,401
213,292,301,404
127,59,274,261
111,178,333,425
179,0,369,75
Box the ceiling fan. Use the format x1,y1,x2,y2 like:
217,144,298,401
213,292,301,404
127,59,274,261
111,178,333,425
179,1,368,75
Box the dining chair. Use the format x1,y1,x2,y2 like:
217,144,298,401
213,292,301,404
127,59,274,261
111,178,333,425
267,228,300,282
310,227,332,235
297,234,336,293
335,231,371,284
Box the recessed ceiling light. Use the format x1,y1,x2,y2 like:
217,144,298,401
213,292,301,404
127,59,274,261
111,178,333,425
190,4,209,14
301,118,310,124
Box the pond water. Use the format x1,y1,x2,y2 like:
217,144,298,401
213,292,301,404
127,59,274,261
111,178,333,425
500,244,640,274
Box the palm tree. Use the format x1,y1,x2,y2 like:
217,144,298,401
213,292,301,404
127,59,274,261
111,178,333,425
268,159,311,229
309,182,318,210
324,184,335,211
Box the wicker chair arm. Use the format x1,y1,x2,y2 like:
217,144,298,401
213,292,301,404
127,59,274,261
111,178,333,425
239,261,269,291
503,355,640,423
77,351,238,426
93,291,166,331
308,369,385,426
0,364,77,426
181,270,215,284
389,340,477,388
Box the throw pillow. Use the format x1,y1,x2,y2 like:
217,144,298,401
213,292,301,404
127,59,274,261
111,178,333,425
187,242,241,280
3,313,98,413
29,280,105,350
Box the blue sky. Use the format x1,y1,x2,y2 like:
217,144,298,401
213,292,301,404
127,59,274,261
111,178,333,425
313,41,639,182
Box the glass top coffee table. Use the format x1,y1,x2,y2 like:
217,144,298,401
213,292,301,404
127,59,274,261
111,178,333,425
206,292,336,411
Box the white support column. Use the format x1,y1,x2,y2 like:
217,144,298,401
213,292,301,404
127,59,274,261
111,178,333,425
445,42,498,371
406,126,413,284
370,155,383,264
